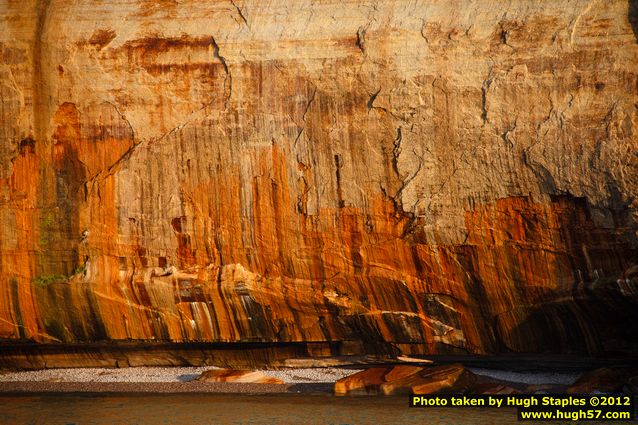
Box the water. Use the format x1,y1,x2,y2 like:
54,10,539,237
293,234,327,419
2,393,619,424
0,393,525,425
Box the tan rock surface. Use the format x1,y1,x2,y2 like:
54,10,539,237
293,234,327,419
334,367,391,395
196,369,284,384
335,364,480,395
0,0,637,363
382,364,477,395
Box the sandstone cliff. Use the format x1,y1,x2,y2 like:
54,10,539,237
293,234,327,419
0,0,637,361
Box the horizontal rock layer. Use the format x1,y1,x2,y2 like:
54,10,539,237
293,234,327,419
0,0,638,362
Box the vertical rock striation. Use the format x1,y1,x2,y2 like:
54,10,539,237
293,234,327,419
0,0,637,361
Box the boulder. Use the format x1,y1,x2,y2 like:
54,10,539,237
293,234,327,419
334,366,397,395
382,364,477,395
335,364,478,396
566,368,638,394
196,369,284,384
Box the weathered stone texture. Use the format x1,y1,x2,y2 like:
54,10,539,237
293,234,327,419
0,0,637,359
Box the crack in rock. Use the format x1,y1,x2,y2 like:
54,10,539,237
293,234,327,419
229,0,249,27
294,87,317,148
211,36,232,110
392,127,402,179
367,88,381,111
481,66,495,126
420,18,430,44
356,26,367,54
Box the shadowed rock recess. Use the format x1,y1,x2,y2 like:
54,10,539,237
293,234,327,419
1,0,638,366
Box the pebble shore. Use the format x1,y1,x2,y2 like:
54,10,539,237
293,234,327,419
0,366,581,395
0,366,361,384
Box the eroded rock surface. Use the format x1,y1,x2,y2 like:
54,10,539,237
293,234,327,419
0,1,638,362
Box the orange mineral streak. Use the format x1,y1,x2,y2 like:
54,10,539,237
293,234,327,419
1,1,637,359
0,139,634,355
52,102,135,180
0,146,41,340
142,146,631,353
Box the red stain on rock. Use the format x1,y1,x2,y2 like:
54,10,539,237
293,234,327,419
87,29,116,49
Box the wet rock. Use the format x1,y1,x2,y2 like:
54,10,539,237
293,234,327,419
196,369,284,385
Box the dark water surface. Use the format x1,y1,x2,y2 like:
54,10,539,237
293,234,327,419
0,393,539,425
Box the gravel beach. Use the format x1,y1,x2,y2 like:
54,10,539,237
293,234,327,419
0,366,360,394
0,366,361,384
0,365,582,394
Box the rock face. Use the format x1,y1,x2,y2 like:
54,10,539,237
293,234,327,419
0,1,638,362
